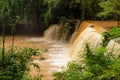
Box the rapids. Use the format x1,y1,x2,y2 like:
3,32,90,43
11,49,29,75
27,37,71,80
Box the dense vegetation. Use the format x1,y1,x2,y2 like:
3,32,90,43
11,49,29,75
98,0,120,21
0,0,120,26
0,0,120,34
54,45,120,80
53,27,120,80
41,0,120,23
103,27,120,47
0,47,45,80
44,0,101,23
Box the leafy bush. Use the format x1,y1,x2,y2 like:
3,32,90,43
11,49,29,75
0,47,44,80
53,44,120,80
103,27,120,47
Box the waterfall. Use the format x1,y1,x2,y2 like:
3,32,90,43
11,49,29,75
70,21,105,44
70,22,90,43
106,38,120,55
44,23,75,43
70,26,103,60
70,22,103,59
44,24,60,41
70,21,120,60
43,21,120,60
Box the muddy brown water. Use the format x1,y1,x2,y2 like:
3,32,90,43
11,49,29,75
0,35,71,80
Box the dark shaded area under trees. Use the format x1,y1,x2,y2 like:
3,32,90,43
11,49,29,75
0,0,120,35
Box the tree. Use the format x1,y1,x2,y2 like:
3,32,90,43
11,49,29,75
98,0,120,25
44,0,101,24
0,0,31,66
75,0,101,20
0,0,47,51
0,0,10,67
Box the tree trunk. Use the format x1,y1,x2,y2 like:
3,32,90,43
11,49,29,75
11,26,15,54
12,31,14,54
2,23,5,67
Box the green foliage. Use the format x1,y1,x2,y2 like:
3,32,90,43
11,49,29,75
44,0,101,24
0,0,48,25
2,0,120,25
60,22,72,35
53,44,120,80
103,27,120,47
43,8,52,24
58,18,75,41
98,0,120,20
53,62,83,80
0,47,44,80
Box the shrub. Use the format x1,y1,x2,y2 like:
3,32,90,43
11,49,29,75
53,44,120,80
0,47,44,80
103,27,120,47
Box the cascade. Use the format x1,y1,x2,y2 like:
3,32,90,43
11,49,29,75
44,23,76,43
70,22,90,43
44,24,60,41
70,21,105,44
44,21,120,60
70,26,103,59
106,38,120,55
70,21,120,60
